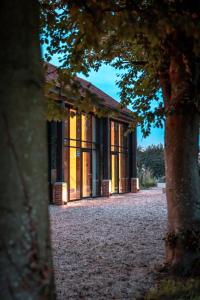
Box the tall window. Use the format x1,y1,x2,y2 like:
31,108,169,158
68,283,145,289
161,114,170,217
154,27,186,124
64,109,100,200
81,114,92,197
65,109,81,200
111,120,129,193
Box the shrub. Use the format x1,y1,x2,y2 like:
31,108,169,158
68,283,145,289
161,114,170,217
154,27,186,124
138,167,157,189
145,278,200,300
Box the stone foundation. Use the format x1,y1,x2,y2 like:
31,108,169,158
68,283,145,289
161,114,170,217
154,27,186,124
125,178,130,193
53,182,67,205
131,178,139,193
102,179,111,197
119,178,130,193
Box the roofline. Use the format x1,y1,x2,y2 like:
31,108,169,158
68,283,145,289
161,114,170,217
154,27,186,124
45,62,134,122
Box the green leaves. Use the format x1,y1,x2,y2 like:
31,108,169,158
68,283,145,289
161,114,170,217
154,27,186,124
40,0,200,134
137,144,165,179
46,98,67,121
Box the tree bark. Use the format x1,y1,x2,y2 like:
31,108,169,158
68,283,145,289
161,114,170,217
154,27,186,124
0,1,55,299
163,49,200,275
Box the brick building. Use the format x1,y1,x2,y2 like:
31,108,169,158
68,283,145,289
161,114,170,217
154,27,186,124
47,63,139,205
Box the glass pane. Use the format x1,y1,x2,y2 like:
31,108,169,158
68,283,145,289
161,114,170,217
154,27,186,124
70,110,76,147
119,123,125,148
114,122,119,146
119,152,126,193
111,121,115,146
82,151,91,197
69,148,80,200
92,150,100,197
111,154,118,193
81,114,92,148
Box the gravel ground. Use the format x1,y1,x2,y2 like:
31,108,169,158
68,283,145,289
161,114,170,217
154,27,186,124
50,188,167,300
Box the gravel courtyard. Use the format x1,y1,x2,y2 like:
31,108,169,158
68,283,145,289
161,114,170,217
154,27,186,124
50,188,167,300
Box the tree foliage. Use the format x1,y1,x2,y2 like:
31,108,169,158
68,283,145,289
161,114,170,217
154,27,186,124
39,0,200,276
40,0,200,134
44,62,120,121
137,144,165,179
40,1,200,275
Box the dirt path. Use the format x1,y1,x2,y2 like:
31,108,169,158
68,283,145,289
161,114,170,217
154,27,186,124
50,188,167,300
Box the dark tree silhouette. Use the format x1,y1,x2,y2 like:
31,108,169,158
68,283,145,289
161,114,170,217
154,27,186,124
0,1,55,298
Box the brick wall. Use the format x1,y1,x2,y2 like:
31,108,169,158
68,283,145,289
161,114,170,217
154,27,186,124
131,178,139,193
53,182,67,205
102,179,111,197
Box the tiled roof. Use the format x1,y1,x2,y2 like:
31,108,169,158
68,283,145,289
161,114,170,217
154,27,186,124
45,62,131,115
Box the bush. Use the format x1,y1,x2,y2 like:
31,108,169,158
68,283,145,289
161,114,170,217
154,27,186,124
145,278,200,300
138,168,157,189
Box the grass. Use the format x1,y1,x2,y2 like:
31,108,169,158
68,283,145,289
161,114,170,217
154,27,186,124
145,278,200,300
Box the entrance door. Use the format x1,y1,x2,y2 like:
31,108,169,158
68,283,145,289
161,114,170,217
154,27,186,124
82,150,92,197
111,152,119,194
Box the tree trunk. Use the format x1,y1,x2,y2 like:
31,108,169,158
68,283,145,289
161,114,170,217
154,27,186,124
163,51,200,275
0,1,55,299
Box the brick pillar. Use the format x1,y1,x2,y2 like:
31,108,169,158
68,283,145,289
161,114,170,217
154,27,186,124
53,182,67,205
131,178,139,193
102,179,111,197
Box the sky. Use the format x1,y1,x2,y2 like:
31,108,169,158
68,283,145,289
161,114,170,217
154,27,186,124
77,65,164,148
49,54,164,148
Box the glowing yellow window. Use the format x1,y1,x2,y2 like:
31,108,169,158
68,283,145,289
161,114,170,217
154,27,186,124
70,110,76,147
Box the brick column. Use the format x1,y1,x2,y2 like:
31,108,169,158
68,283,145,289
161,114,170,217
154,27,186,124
131,178,139,193
53,182,67,205
102,179,111,197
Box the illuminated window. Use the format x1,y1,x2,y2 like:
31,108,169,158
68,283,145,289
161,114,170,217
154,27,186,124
82,151,91,197
69,148,81,200
111,121,115,151
64,109,100,200
69,110,77,147
111,120,128,194
111,153,118,193
81,114,92,148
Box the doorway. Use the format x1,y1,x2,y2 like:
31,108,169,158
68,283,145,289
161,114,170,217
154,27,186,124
111,152,119,194
81,150,92,198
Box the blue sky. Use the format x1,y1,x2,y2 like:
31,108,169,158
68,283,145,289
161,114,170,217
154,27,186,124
49,54,164,148
78,65,164,148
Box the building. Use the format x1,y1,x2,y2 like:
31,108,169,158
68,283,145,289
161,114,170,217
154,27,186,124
46,63,139,205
